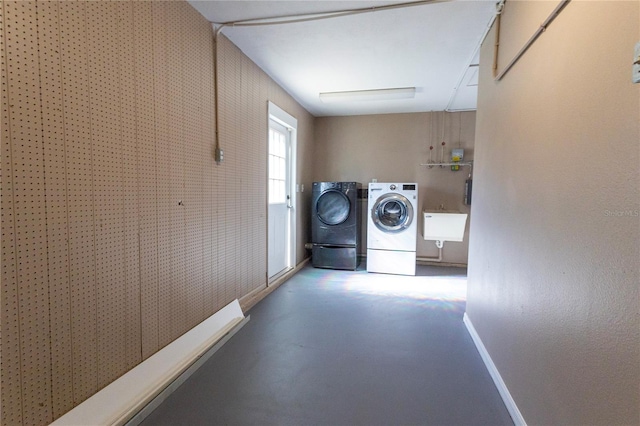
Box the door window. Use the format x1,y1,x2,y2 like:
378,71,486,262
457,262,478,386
268,127,287,205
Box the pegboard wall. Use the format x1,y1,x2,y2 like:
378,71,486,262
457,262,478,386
0,1,314,425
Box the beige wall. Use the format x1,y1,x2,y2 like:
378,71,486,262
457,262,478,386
218,36,315,270
0,1,313,424
467,1,639,425
314,112,475,264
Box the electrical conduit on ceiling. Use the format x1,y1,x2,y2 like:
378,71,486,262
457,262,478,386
211,0,448,28
493,0,572,81
211,0,572,160
445,1,502,112
209,0,452,155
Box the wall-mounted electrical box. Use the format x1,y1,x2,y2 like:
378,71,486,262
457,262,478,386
633,41,640,84
215,147,224,163
451,149,464,171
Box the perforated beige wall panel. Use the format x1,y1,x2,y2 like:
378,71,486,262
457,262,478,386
118,2,142,371
0,2,24,424
210,33,223,314
197,9,216,318
37,1,75,418
181,4,204,332
58,0,98,406
215,36,303,303
219,36,239,306
240,57,251,297
255,68,270,291
166,1,187,340
151,2,172,350
134,1,159,360
220,36,275,301
86,1,128,390
3,1,53,424
1,1,315,423
248,57,268,295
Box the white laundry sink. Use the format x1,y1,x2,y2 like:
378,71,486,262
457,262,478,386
423,211,468,242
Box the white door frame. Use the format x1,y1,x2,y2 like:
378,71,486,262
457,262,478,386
267,101,297,283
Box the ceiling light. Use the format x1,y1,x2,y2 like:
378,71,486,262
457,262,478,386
319,87,416,103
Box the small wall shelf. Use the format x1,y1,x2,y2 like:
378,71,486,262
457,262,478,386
420,161,473,169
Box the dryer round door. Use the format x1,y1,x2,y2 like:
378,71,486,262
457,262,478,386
371,193,414,233
316,190,351,226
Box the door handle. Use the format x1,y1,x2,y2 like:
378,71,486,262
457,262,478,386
287,204,294,209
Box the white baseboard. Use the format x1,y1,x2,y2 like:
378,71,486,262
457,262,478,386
240,257,310,311
463,312,526,426
52,300,247,426
125,314,250,426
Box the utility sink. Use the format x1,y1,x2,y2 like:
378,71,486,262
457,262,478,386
423,211,468,242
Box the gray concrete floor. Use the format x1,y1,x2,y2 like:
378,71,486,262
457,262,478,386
140,262,513,426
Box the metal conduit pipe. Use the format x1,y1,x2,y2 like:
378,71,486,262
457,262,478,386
209,0,448,162
212,0,446,28
212,25,226,164
491,1,505,78
445,1,502,112
494,0,571,81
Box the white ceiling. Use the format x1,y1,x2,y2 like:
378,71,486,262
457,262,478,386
189,1,497,117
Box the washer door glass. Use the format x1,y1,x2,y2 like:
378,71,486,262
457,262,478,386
372,193,414,233
316,190,350,225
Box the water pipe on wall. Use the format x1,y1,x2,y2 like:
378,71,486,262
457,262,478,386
417,241,444,263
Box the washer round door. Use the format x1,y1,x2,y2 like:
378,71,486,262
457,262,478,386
316,190,351,226
371,193,414,233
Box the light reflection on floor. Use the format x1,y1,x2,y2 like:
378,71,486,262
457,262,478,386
299,262,467,313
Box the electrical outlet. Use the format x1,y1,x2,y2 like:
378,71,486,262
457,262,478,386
633,41,640,84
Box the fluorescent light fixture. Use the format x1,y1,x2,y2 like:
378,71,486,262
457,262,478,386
319,87,416,103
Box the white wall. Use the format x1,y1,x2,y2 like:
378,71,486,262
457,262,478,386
467,1,639,424
314,112,476,264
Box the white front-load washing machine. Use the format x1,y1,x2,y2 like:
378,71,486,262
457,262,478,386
367,182,418,275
